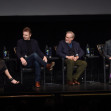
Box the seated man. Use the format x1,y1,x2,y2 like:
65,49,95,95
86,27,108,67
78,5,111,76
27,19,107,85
104,39,111,59
56,31,87,85
104,39,111,83
16,27,55,88
0,59,19,84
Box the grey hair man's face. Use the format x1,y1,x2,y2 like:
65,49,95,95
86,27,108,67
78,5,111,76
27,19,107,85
65,33,74,44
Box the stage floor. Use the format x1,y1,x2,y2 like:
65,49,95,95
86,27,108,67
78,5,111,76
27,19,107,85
1,82,111,111
1,81,111,96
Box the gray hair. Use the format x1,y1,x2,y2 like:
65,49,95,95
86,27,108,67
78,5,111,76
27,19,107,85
66,31,75,38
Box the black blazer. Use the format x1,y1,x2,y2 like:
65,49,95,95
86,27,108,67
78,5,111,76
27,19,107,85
56,40,84,58
16,39,45,59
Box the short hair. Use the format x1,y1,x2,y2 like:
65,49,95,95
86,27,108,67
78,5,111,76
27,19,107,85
66,31,75,38
23,27,32,34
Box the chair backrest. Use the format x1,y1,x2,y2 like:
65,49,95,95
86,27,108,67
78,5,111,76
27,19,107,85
97,44,104,57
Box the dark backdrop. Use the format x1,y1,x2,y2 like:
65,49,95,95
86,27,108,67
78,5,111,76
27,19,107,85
0,15,111,58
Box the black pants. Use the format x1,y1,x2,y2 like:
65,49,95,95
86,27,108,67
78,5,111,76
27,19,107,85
0,59,7,74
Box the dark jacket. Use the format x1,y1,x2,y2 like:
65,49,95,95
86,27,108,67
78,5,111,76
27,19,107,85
56,40,84,58
16,39,45,59
104,39,111,59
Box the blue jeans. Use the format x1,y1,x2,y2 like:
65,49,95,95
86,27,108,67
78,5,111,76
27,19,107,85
25,53,46,82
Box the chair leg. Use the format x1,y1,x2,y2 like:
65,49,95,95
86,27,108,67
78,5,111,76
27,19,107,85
21,70,23,84
84,68,86,84
62,69,65,85
62,58,65,85
43,67,45,85
103,59,106,83
50,70,53,83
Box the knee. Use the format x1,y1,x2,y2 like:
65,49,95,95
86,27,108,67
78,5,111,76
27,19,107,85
33,53,39,60
66,59,74,64
33,52,38,57
82,61,87,67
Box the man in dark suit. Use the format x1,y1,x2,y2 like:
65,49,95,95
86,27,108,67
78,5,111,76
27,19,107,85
104,40,111,59
56,31,87,85
16,27,55,88
104,39,111,83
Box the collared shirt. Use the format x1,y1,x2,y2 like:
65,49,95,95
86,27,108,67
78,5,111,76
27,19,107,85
68,43,72,48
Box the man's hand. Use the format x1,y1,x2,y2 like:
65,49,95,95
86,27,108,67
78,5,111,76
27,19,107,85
43,56,48,63
66,56,79,61
66,56,74,60
109,57,111,60
20,57,27,66
73,56,79,61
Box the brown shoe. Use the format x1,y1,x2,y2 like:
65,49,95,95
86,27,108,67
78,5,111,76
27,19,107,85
67,81,75,86
73,79,80,85
46,62,55,71
35,81,40,88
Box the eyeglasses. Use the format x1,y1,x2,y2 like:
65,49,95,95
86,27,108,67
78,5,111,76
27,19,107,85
65,36,73,39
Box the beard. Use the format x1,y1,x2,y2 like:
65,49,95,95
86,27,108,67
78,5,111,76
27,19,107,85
65,40,70,44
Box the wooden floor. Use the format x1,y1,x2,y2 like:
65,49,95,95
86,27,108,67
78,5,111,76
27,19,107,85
0,73,111,111
1,82,111,96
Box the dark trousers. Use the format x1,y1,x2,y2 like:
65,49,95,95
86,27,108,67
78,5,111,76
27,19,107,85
25,53,46,82
65,59,87,81
0,59,7,73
